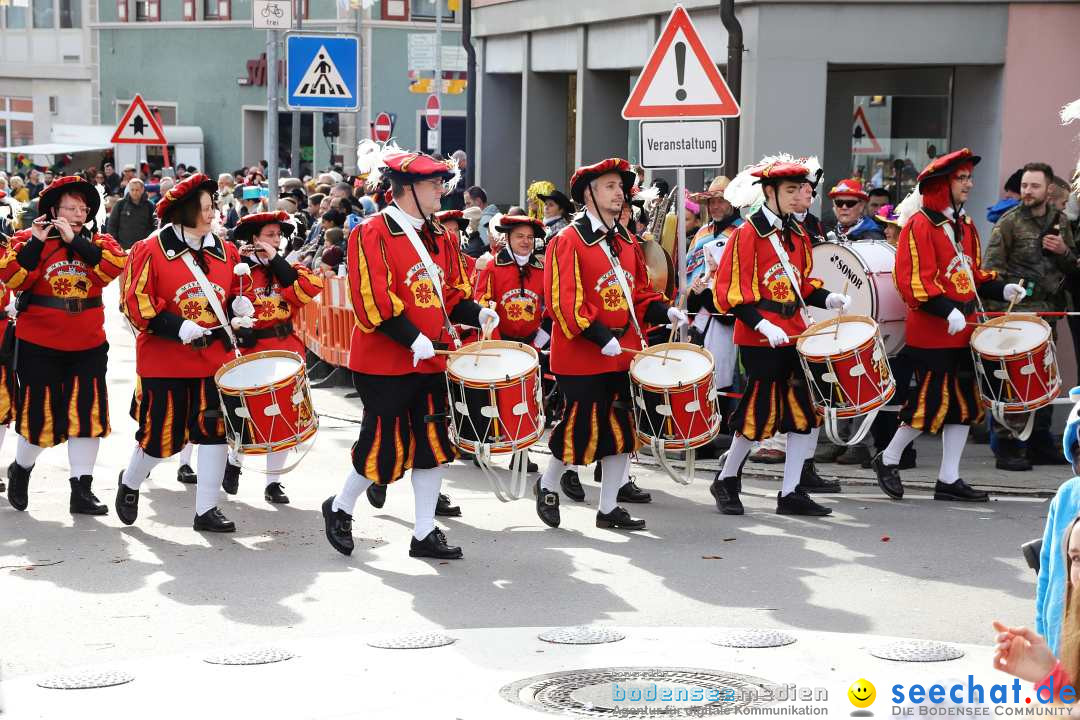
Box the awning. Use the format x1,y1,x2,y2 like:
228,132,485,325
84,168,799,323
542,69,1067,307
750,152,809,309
0,143,112,155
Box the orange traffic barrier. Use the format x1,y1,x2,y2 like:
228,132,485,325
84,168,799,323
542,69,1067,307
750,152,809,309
294,274,352,367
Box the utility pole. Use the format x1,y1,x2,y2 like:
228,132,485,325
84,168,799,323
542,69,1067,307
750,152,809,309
266,28,280,205
290,0,302,177
433,0,442,155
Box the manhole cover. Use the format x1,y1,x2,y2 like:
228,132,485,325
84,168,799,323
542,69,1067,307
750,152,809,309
37,670,134,690
502,667,779,717
366,631,456,649
539,626,625,645
713,629,797,648
870,640,964,662
204,648,295,665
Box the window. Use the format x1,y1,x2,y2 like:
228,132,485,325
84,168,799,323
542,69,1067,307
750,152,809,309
5,5,28,28
116,0,128,21
411,0,454,22
850,94,950,198
59,0,81,27
0,97,34,171
204,0,230,20
134,0,159,21
183,0,195,20
32,0,54,28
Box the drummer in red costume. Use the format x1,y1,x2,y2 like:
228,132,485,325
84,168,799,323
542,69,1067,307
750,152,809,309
228,210,323,504
711,159,851,517
0,175,127,516
321,143,497,560
534,158,687,532
0,278,14,494
872,148,1023,502
116,173,254,533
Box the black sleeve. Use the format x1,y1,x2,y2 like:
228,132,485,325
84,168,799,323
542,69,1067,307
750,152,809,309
15,237,45,271
806,287,831,308
69,234,103,266
977,278,1007,301
687,289,718,314
147,311,185,340
449,299,483,327
377,314,421,348
730,303,765,329
581,322,615,348
643,300,671,325
920,295,958,319
267,254,300,286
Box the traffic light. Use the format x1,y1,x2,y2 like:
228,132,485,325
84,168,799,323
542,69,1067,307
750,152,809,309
322,113,340,138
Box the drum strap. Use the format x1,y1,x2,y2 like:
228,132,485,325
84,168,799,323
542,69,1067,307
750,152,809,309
596,239,647,351
941,221,986,316
180,252,240,354
765,232,811,323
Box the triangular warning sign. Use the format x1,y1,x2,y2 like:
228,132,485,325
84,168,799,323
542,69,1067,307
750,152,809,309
295,46,353,99
852,106,883,154
622,4,739,120
111,94,167,145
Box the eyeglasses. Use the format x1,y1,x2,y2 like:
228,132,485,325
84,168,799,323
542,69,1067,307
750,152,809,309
58,205,91,215
833,199,860,209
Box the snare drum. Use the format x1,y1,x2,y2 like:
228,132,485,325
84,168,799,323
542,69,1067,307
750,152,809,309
797,315,895,420
629,342,721,451
970,314,1060,414
215,350,318,455
445,340,543,454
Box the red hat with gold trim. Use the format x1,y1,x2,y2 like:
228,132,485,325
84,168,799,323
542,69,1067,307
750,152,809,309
751,161,812,184
495,214,545,237
916,148,980,187
356,140,460,191
156,172,217,222
233,210,295,242
827,177,869,200
435,209,464,226
38,175,100,222
569,158,636,204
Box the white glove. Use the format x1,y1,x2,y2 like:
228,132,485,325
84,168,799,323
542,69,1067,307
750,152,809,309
179,320,212,345
600,337,623,357
825,293,852,311
4,297,16,320
667,306,689,328
230,315,254,330
231,296,256,318
532,328,550,349
478,306,500,330
410,333,436,367
755,319,789,348
946,307,967,335
1003,283,1026,304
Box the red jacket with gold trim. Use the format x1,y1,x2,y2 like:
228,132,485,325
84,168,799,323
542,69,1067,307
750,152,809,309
231,256,323,356
474,248,545,341
0,228,126,351
544,215,668,375
894,208,1001,349
713,209,827,347
121,225,241,377
347,209,482,375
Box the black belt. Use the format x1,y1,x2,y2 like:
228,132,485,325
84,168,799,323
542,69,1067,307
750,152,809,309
757,299,799,318
252,322,294,340
25,294,103,314
190,327,234,350
956,300,977,315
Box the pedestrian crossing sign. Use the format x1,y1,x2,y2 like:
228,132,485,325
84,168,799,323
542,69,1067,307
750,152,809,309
285,34,359,111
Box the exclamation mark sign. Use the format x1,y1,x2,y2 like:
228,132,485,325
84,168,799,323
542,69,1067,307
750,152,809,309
674,41,687,101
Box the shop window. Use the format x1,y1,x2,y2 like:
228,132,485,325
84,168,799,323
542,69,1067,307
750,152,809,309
204,0,231,20
32,0,54,28
6,4,28,27
59,0,81,27
850,94,949,199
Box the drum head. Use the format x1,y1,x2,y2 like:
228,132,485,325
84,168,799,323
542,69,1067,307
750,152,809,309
800,318,877,356
809,244,877,321
630,344,712,388
971,317,1051,356
447,345,536,383
219,354,301,390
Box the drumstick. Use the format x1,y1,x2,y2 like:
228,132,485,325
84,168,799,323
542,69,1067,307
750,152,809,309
831,280,850,341
435,349,500,358
478,301,497,367
999,279,1025,332
621,348,682,361
966,322,1022,330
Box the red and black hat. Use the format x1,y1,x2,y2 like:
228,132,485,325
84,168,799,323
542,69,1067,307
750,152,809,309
827,177,869,200
495,214,545,237
435,209,464,228
569,158,636,204
156,172,217,222
917,148,980,187
751,161,812,184
38,175,100,221
233,210,295,242
382,151,456,185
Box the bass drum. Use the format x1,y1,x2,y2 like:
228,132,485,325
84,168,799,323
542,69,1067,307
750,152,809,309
809,241,906,356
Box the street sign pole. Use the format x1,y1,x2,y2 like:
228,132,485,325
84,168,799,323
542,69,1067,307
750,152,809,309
290,0,301,177
266,29,279,205
676,165,686,341
433,0,442,156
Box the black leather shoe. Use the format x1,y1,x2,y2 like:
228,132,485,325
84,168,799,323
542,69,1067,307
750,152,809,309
435,493,461,517
511,453,539,474
560,469,585,502
934,478,989,503
0,477,5,493
617,479,652,504
115,471,139,525
710,474,744,515
776,488,833,516
534,478,560,528
995,440,1032,471
798,460,840,493
322,496,354,556
1028,444,1069,466
221,461,241,495
872,452,904,500
835,444,871,466
177,463,197,484
69,476,108,515
7,461,31,511
366,483,387,508
409,528,463,559
193,506,236,532
264,482,290,504
596,506,647,530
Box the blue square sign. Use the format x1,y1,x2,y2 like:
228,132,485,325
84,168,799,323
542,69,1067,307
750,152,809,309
285,33,359,111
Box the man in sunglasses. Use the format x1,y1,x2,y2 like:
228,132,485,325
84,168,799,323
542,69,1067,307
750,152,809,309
825,178,884,243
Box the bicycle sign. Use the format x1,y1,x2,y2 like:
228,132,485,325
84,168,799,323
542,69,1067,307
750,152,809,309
253,0,292,29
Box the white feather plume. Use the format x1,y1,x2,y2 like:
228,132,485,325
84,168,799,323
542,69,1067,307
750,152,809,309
1063,98,1080,193
894,186,923,228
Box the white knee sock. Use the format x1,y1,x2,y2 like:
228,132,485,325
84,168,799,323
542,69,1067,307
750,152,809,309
622,460,632,488
14,436,44,469
179,443,194,466
0,425,8,454
122,447,163,490
195,444,227,515
265,450,289,485
411,467,442,540
599,453,629,513
721,434,754,478
67,437,100,477
782,431,815,496
883,425,922,466
540,456,566,492
939,424,969,484
333,468,373,514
